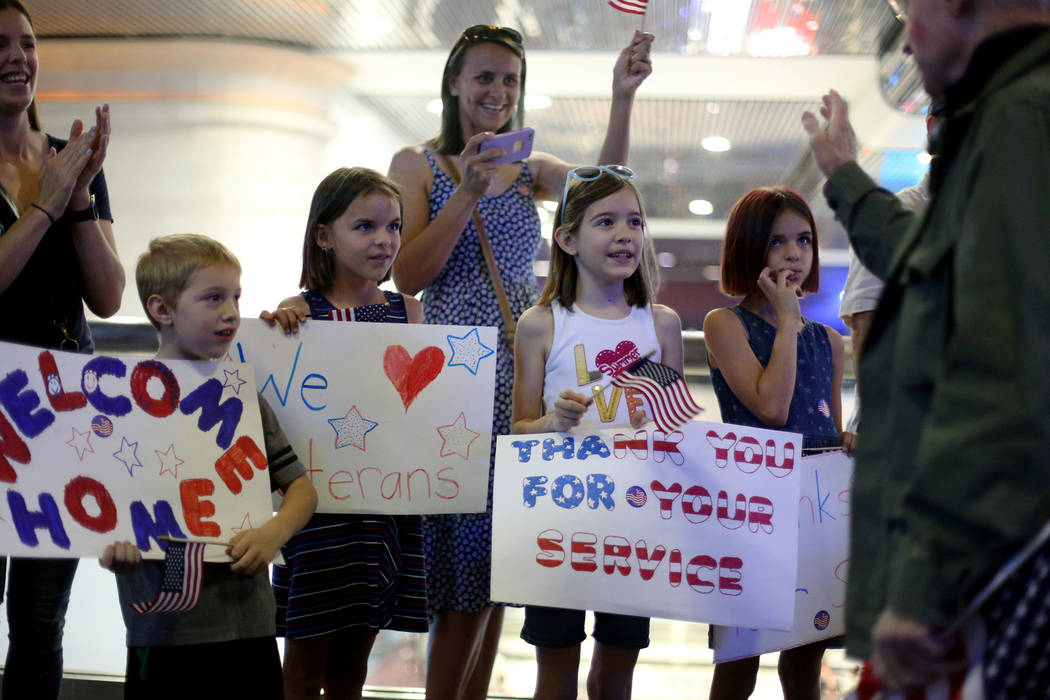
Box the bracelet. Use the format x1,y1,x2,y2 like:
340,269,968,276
30,202,56,225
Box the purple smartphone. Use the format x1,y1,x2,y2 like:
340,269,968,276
480,127,535,165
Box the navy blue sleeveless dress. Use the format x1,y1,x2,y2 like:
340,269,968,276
272,290,428,637
708,305,843,650
420,149,542,612
709,305,840,451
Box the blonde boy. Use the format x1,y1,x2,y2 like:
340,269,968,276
102,234,317,699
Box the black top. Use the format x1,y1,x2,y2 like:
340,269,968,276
0,134,113,353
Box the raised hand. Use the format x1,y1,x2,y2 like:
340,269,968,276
613,30,655,97
67,104,110,211
801,89,858,178
35,128,94,220
458,131,505,198
756,266,803,326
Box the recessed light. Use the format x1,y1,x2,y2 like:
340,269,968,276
702,136,731,152
524,94,552,110
689,199,715,216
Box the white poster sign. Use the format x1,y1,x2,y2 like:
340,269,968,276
713,451,853,661
233,319,497,514
0,341,272,561
492,420,803,629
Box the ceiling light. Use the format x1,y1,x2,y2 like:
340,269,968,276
916,152,932,165
358,16,394,36
525,94,552,110
702,265,721,281
426,98,443,115
746,27,812,57
689,199,715,216
657,252,677,268
701,136,731,152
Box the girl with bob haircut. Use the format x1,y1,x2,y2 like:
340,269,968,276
260,166,427,700
704,186,845,700
387,22,654,699
513,166,684,699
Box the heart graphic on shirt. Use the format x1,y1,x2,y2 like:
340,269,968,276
594,340,642,376
383,345,445,411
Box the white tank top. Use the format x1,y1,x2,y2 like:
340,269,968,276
542,301,661,429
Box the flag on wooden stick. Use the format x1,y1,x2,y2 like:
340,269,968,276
608,357,702,433
131,540,206,614
608,0,648,15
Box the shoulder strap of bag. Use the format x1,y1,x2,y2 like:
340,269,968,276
433,150,516,346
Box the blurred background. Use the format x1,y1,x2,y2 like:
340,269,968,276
13,1,930,697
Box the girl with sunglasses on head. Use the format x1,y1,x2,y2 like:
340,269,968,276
704,187,845,700
387,23,653,700
511,167,683,700
0,2,123,698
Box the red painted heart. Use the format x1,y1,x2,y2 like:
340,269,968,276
595,340,642,376
383,345,445,411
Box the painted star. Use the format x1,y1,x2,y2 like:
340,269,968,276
156,444,185,479
446,328,494,375
436,412,481,459
328,406,378,451
231,512,253,533
66,427,94,461
113,437,143,476
222,368,247,395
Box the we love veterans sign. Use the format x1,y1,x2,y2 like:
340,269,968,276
233,320,497,515
492,420,804,629
0,341,272,561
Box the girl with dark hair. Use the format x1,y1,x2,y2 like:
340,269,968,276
512,167,681,699
0,2,124,698
261,167,426,700
387,24,653,700
704,187,845,700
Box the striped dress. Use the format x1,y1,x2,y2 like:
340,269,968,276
272,290,428,638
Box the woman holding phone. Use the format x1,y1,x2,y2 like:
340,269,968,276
388,24,653,699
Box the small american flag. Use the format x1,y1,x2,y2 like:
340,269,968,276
131,541,206,614
608,0,648,15
608,358,702,433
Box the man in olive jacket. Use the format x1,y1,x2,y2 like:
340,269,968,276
802,0,1050,692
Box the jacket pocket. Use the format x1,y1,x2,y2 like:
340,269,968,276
892,235,955,390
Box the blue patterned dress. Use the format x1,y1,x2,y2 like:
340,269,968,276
709,306,840,451
420,149,542,613
272,290,428,637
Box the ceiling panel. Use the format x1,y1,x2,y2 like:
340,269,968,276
29,0,921,255
33,0,897,55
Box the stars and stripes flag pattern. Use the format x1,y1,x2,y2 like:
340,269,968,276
608,0,648,15
131,541,206,614
608,357,702,433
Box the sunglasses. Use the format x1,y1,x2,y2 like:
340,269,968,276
886,0,909,24
457,25,523,48
559,165,636,224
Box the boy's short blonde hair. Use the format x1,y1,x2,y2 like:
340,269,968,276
136,234,241,329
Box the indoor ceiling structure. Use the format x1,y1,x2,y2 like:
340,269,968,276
30,0,929,265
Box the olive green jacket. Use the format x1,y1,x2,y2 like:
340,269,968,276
823,28,1050,657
